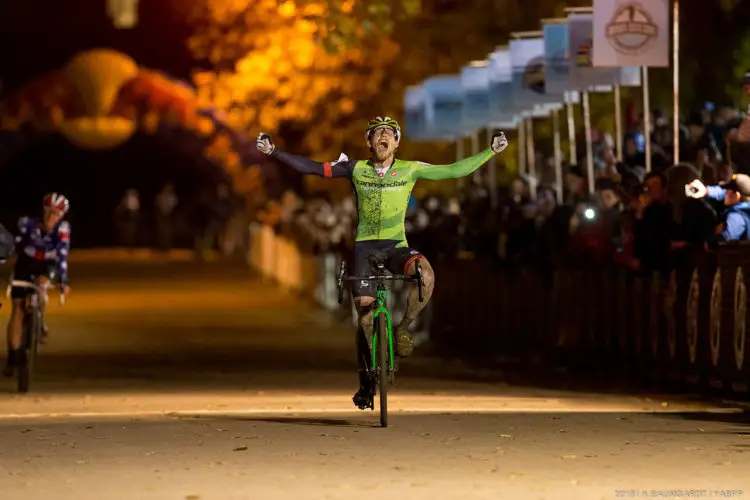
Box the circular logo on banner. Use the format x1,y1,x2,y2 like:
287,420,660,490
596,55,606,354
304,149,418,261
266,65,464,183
605,3,659,56
523,56,545,94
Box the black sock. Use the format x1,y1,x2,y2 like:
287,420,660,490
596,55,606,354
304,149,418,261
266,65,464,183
6,348,16,366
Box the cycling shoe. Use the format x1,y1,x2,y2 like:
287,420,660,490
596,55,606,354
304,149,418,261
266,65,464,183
352,385,374,410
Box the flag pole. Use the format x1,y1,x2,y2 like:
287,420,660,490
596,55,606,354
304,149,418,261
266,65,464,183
643,67,652,172
566,93,577,164
456,136,465,189
672,0,680,164
526,115,537,199
518,118,526,176
486,126,498,208
614,83,623,161
470,130,480,184
583,90,595,195
552,107,564,203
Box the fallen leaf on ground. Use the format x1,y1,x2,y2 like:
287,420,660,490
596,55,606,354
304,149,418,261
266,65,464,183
233,447,248,452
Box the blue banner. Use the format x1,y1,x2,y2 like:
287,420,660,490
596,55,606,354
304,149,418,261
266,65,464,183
568,11,619,90
543,21,571,96
461,62,491,132
404,85,426,141
423,75,465,138
618,66,642,87
511,35,563,111
488,48,518,125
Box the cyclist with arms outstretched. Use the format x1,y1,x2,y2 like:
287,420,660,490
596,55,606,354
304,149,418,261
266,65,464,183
257,117,508,409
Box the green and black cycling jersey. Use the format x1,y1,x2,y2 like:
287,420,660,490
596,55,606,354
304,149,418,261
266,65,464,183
270,148,494,245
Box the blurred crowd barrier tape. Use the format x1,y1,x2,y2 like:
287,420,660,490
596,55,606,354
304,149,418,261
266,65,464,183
247,224,328,301
69,248,220,262
431,243,750,401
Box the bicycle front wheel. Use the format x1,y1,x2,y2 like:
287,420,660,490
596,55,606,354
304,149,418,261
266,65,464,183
18,311,40,394
377,312,389,428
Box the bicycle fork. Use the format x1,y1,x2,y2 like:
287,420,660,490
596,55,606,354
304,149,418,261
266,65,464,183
371,306,395,372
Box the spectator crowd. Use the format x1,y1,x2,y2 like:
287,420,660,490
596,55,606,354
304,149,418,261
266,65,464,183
258,103,750,285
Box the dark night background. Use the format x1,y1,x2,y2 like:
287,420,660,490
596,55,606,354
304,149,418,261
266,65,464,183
0,0,210,247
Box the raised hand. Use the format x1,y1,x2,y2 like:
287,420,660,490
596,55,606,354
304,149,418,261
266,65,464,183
256,132,275,155
491,130,508,154
685,179,707,199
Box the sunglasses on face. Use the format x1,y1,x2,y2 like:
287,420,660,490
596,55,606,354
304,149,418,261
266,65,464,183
372,127,396,137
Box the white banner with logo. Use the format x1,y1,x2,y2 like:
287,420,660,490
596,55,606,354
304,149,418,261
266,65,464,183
592,0,669,68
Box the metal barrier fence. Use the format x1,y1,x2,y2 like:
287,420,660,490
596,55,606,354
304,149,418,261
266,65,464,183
431,243,750,398
246,224,431,336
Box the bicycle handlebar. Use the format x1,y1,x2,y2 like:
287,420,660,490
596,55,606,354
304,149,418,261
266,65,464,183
10,280,40,290
6,280,66,305
340,275,420,282
336,260,425,304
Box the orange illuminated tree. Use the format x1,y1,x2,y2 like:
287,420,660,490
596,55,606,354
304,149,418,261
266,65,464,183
186,0,416,162
186,0,592,198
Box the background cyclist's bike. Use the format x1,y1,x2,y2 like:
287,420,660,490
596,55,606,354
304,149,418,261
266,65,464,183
6,278,65,393
337,255,424,428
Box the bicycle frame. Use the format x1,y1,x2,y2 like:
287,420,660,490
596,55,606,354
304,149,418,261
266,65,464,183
371,287,396,373
337,259,424,375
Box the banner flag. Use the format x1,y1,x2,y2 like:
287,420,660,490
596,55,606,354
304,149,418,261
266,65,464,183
592,0,669,68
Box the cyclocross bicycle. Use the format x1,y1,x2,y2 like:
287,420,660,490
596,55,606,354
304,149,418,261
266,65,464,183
6,278,64,393
337,254,424,428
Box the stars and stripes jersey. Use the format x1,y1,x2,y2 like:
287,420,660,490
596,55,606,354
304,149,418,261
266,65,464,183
271,148,494,243
15,216,71,284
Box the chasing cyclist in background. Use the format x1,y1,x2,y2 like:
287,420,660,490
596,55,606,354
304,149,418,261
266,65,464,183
256,116,508,409
3,193,71,377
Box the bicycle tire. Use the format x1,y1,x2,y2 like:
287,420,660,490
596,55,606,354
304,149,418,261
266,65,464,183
17,310,39,394
377,312,388,428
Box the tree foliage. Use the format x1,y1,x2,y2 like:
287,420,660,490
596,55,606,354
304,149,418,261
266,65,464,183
190,0,716,196
186,0,412,156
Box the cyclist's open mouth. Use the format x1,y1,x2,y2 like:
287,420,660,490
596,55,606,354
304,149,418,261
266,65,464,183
378,140,388,148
